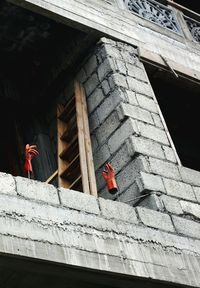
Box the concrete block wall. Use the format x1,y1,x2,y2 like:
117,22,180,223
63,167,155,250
0,172,200,287
76,37,200,227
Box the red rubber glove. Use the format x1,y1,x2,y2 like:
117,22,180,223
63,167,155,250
102,163,118,194
24,144,39,173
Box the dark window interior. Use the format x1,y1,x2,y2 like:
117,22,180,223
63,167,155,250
173,0,200,14
0,0,93,182
145,63,200,171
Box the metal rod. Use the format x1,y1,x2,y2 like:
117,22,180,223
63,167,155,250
160,55,179,78
123,194,148,203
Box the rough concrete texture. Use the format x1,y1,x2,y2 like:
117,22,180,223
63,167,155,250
136,206,175,233
16,176,59,205
76,39,200,268
0,177,200,287
59,187,100,215
0,172,16,195
139,194,164,211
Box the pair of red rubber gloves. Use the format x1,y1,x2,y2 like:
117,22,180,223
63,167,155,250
24,144,117,195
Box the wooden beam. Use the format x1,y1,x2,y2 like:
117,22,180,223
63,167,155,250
80,83,98,197
74,81,90,194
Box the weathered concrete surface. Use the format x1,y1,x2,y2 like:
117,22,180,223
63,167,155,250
9,0,200,81
0,174,200,287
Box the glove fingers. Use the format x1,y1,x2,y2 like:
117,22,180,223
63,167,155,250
29,149,39,155
29,145,38,149
107,162,114,172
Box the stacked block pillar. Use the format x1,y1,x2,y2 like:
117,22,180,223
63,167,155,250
77,38,200,217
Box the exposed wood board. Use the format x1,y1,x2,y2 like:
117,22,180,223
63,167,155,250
46,169,58,184
74,81,90,194
80,83,98,197
57,104,71,188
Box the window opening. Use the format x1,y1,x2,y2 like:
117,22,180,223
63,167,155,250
145,63,200,171
0,1,97,195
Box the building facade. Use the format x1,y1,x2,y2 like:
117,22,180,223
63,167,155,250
0,0,200,287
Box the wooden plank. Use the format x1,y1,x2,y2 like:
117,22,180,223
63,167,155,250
59,134,78,159
80,83,98,197
60,154,80,179
74,81,90,194
68,175,82,190
46,170,58,184
57,104,71,188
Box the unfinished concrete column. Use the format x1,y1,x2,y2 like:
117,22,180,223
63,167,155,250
76,37,196,211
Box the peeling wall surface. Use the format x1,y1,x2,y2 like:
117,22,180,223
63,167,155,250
0,172,200,287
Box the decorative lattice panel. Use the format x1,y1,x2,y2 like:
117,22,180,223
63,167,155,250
123,0,180,33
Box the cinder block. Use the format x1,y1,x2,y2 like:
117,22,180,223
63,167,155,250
127,64,148,83
172,215,200,239
116,156,150,193
108,118,139,154
125,90,138,105
59,188,100,215
109,143,132,174
115,59,127,75
161,195,183,215
87,88,104,114
137,207,175,232
136,94,158,113
117,182,141,206
136,172,165,193
16,177,59,205
120,49,138,65
148,157,181,181
193,186,200,203
137,121,169,145
89,111,100,132
96,168,106,191
139,194,164,211
96,90,122,124
97,58,115,82
99,197,138,224
84,73,99,96
100,43,123,61
162,178,196,201
101,79,110,95
162,146,177,163
94,144,111,170
127,135,165,160
91,134,98,152
93,144,110,170
0,172,16,195
151,113,164,129
127,76,154,98
179,166,200,187
117,103,153,124
180,201,200,220
118,41,138,54
84,55,98,76
108,73,128,90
